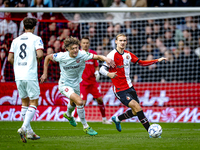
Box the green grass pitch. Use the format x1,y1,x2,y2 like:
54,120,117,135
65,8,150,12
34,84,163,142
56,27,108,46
0,121,200,150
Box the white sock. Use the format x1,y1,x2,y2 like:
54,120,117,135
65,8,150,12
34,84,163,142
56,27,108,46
66,103,75,117
102,117,107,121
21,106,32,131
22,105,36,129
116,116,120,122
77,105,89,128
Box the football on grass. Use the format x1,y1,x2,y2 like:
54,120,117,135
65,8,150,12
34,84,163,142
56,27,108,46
148,124,162,138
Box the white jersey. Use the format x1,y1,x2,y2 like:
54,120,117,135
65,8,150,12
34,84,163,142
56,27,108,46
52,50,93,89
9,32,44,80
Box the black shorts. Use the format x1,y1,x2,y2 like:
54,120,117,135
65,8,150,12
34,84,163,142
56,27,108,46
114,87,139,107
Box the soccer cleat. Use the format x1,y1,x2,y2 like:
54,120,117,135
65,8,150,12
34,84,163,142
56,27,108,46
83,127,98,136
27,131,40,140
149,135,161,138
102,119,112,124
17,127,27,143
63,113,77,127
112,116,121,132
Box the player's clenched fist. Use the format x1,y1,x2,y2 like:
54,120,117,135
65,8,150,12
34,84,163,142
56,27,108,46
40,74,47,83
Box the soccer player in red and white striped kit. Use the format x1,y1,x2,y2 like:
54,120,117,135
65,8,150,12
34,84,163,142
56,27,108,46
100,34,167,136
74,36,111,124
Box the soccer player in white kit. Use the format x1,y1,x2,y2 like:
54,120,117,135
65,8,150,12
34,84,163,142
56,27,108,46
8,18,44,143
40,36,115,136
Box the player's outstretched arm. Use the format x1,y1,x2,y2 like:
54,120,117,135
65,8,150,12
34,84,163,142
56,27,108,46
158,57,168,62
93,54,115,68
40,54,53,83
138,57,167,66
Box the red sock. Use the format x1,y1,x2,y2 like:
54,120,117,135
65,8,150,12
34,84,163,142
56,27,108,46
73,108,78,118
98,102,106,117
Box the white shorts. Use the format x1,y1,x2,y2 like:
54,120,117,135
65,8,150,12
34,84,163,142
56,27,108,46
16,80,40,100
59,85,80,99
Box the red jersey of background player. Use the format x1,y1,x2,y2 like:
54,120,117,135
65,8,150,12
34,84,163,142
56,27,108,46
103,49,158,93
81,49,99,85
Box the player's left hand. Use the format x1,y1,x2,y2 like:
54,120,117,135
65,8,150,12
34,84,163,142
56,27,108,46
40,74,47,83
106,58,115,68
158,57,168,62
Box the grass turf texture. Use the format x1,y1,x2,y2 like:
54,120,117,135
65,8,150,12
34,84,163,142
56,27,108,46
0,121,200,150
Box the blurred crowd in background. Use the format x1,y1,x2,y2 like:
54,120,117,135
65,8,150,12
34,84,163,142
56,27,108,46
1,0,200,8
0,0,199,83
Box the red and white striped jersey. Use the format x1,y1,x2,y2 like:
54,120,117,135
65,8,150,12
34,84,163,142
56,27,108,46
103,49,158,93
103,49,139,93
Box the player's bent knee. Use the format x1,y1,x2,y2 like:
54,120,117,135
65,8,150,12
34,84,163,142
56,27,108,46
29,99,38,107
76,101,83,106
74,98,83,106
82,100,87,106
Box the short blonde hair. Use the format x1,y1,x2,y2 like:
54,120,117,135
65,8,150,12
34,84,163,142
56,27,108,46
64,36,80,51
116,34,126,40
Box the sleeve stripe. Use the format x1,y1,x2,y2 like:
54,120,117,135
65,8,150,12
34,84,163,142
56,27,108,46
103,64,109,68
135,58,140,64
9,52,14,53
36,48,44,51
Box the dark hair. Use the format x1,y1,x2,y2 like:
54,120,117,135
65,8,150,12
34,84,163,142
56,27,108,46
23,17,37,30
64,36,80,51
81,36,90,41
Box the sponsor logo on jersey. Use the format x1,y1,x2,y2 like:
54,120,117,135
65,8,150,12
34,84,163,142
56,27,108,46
85,61,94,65
20,38,28,40
63,65,80,70
18,62,27,66
116,65,124,68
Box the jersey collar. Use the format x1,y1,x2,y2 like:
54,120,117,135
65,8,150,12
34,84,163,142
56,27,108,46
115,48,124,55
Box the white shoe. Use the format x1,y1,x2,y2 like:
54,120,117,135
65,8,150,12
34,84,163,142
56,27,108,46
17,127,27,143
102,119,112,124
27,131,40,140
